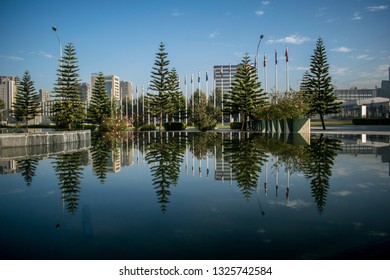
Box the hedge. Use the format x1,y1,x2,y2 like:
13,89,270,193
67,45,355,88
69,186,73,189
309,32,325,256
352,118,390,125
163,122,186,131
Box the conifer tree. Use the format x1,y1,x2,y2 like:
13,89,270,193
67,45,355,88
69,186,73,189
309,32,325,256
88,72,111,124
166,68,183,123
13,71,41,128
147,42,172,132
224,54,268,130
51,43,85,129
305,37,341,130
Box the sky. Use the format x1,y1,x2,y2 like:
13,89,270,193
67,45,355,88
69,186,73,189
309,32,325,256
1,0,389,95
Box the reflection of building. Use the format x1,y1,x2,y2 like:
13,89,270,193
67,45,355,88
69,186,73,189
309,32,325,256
107,149,121,173
91,74,120,103
0,160,18,174
121,141,134,167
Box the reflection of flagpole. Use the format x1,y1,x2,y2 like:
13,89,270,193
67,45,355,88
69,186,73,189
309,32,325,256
191,74,194,115
286,167,290,203
185,75,188,125
221,68,224,127
256,180,266,216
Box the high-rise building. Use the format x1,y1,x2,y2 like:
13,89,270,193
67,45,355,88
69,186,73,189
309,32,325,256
213,65,238,95
334,88,377,101
0,76,19,110
38,89,51,103
79,83,90,102
91,74,120,102
120,81,133,102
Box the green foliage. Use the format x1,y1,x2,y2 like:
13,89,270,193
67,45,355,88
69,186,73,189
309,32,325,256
99,117,128,133
17,157,40,187
224,54,268,130
190,89,219,131
303,37,341,130
147,42,172,132
163,122,186,131
139,124,157,131
230,122,242,129
90,133,114,183
51,43,86,130
253,92,310,120
88,72,111,124
0,99,5,110
13,71,41,128
166,68,185,122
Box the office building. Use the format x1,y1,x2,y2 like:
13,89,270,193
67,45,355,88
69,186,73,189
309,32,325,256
213,65,238,95
91,74,120,102
120,81,133,102
79,83,90,102
334,88,377,101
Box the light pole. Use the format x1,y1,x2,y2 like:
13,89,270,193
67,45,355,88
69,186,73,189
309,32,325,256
255,34,264,80
52,25,62,62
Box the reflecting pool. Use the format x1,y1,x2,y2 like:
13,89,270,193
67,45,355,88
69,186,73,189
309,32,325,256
0,132,389,260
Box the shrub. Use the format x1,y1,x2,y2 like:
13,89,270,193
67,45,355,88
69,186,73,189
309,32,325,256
352,118,390,125
163,122,186,131
139,124,156,131
230,122,242,129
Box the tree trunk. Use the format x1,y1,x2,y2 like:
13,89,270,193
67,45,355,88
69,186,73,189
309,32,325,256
159,110,163,132
320,112,326,130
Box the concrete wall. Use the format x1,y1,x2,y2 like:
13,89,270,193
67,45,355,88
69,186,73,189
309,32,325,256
0,130,91,148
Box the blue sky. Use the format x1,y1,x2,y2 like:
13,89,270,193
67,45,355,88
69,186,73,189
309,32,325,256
1,0,389,94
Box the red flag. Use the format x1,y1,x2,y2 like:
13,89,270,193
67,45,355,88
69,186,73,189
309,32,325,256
263,52,267,67
285,47,289,62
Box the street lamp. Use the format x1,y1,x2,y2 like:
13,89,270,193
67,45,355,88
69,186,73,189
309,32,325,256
255,34,264,79
52,25,62,62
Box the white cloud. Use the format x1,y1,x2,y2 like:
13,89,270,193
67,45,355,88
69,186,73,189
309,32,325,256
262,1,270,5
332,66,349,76
255,10,265,16
39,51,53,59
331,46,352,53
296,66,310,71
208,29,220,39
352,12,363,20
0,55,24,61
331,190,353,197
356,54,375,60
366,5,388,12
171,9,183,16
266,34,311,45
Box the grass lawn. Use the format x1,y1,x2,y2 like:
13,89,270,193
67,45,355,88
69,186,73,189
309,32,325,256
311,119,353,126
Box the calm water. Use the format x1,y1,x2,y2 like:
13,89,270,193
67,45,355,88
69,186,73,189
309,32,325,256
0,132,389,260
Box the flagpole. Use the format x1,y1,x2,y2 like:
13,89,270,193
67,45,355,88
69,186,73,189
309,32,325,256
142,85,145,124
275,49,278,102
136,85,139,121
264,52,268,95
191,74,194,117
229,64,232,123
198,71,201,103
221,67,224,127
285,46,289,93
213,69,216,109
205,71,208,104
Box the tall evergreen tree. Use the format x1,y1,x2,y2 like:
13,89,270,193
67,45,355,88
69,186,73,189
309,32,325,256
166,68,184,123
147,42,172,132
88,72,111,124
17,157,40,187
51,43,85,129
305,37,341,130
13,71,41,128
224,54,268,130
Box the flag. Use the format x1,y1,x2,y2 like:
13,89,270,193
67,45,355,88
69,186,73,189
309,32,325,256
263,52,267,67
220,68,223,75
191,74,193,84
206,71,208,82
285,46,289,62
275,50,278,65
184,75,187,85
198,72,200,83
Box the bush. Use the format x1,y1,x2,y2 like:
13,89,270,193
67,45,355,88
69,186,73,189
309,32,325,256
139,124,156,131
230,122,242,129
163,122,186,131
352,118,390,125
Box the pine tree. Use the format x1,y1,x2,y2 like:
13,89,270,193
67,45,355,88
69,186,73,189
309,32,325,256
305,37,341,130
224,54,268,130
147,42,171,132
51,43,85,130
13,71,41,128
166,68,183,123
88,72,111,125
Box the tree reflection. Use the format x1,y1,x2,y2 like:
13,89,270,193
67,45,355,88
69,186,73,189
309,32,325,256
17,157,40,187
90,133,112,183
145,133,185,213
302,134,341,214
224,133,268,200
53,151,87,215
